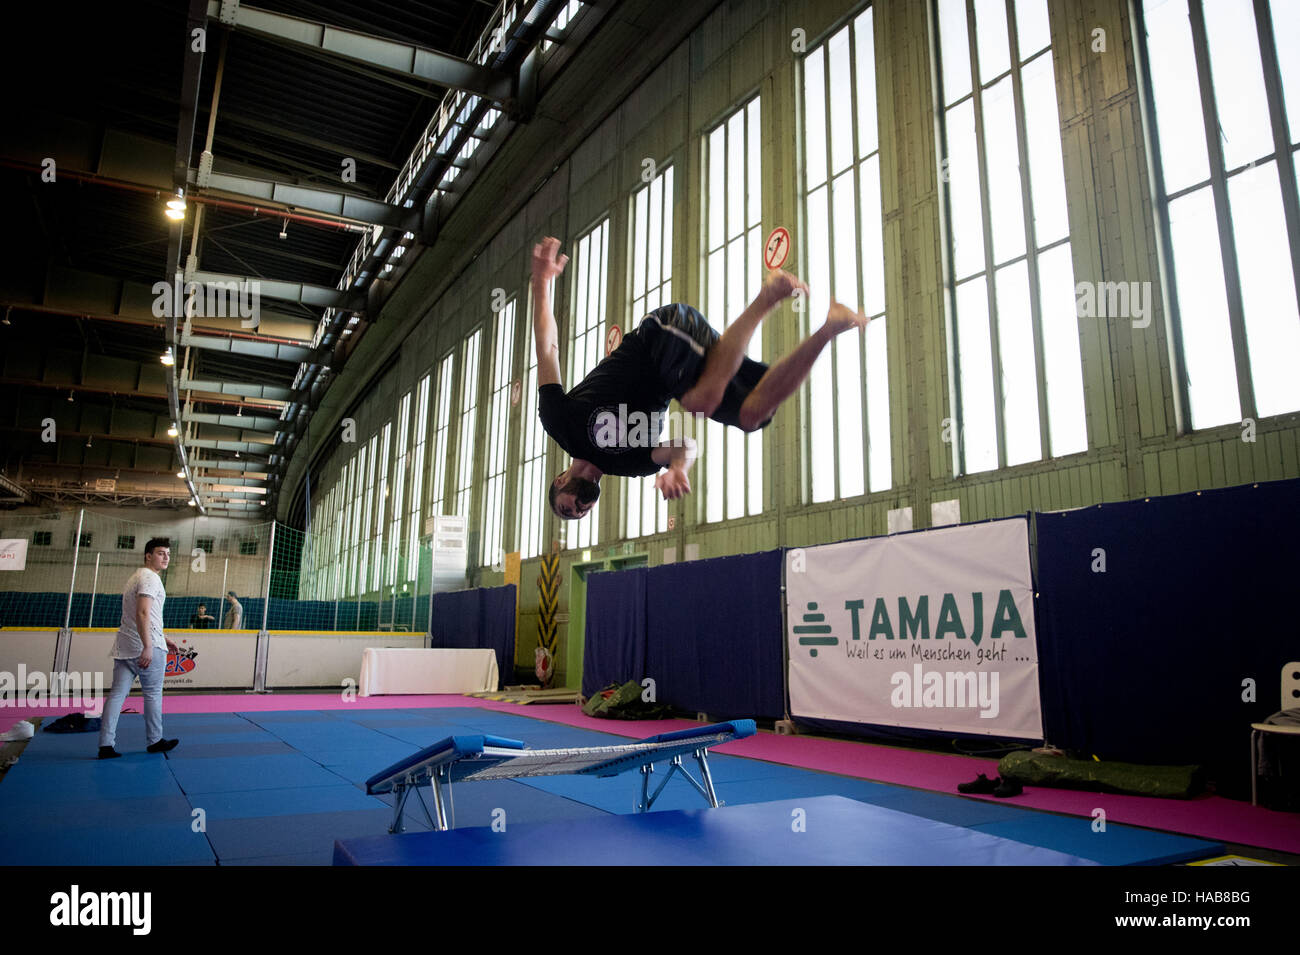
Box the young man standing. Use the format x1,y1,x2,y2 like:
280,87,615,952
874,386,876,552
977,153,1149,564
222,591,243,630
530,236,870,519
97,537,180,758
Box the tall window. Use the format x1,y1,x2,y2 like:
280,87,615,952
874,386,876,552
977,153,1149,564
429,352,455,520
802,9,892,502
703,98,763,522
542,0,584,54
454,328,483,521
344,452,360,596
482,299,517,566
388,394,410,587
626,164,675,538
933,0,1086,474
1137,0,1300,427
407,374,430,581
567,219,610,549
370,423,391,592
518,281,552,560
358,438,376,595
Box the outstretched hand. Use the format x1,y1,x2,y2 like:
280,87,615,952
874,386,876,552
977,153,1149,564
655,468,692,501
532,237,569,284
824,300,870,336
761,269,810,305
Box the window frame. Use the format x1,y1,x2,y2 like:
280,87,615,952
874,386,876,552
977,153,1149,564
929,0,1085,475
1130,0,1300,431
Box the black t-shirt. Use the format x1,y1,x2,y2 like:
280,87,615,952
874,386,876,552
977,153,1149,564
537,333,667,477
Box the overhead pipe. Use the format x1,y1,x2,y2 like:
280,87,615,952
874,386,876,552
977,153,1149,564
0,160,370,234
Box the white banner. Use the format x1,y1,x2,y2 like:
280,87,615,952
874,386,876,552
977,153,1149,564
0,539,28,571
65,631,258,689
787,517,1043,739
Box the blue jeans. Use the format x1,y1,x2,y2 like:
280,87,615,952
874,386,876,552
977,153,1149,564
98,653,166,748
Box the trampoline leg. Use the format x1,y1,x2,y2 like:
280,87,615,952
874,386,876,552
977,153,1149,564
390,784,411,833
638,763,653,812
429,772,449,831
695,749,720,808
1251,729,1258,807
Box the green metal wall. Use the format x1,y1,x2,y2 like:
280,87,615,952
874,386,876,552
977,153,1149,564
301,0,1300,687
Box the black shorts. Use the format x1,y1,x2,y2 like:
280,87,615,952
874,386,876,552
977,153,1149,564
636,304,772,430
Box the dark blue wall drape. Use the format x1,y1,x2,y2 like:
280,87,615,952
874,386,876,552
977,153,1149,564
1035,478,1300,797
579,551,784,718
582,567,648,697
431,585,515,688
644,551,784,718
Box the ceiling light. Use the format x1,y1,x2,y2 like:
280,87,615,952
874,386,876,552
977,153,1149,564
165,189,186,220
2,307,10,326
176,471,185,479
167,424,179,437
67,390,74,403
188,499,196,507
160,348,175,366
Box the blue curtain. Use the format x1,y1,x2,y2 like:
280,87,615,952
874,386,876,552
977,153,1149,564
644,550,785,718
582,566,648,697
1035,477,1300,798
431,585,516,688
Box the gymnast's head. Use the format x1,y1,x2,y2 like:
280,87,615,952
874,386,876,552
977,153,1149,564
549,467,600,520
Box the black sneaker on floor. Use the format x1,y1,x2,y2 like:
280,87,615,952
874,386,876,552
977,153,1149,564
994,777,1024,798
957,773,999,794
146,738,179,754
97,746,121,759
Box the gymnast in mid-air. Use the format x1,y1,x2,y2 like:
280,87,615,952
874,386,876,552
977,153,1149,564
531,236,870,519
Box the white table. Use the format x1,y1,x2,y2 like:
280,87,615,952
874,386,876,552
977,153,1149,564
358,648,499,696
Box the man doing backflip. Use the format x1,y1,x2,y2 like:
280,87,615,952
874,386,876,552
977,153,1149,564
532,236,870,519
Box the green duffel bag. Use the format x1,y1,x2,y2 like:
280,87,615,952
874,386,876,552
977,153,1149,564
998,750,1204,799
581,680,673,720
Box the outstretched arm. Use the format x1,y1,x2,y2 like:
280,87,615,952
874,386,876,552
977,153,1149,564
531,238,568,387
650,436,697,500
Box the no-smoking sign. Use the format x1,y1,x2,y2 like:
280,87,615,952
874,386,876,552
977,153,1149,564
605,324,623,356
764,227,791,270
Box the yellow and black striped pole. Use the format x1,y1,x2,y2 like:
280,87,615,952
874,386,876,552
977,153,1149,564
536,551,560,686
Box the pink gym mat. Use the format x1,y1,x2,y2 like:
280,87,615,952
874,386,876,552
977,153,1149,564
6,691,1297,855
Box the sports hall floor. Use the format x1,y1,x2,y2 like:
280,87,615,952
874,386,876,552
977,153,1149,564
1,692,1296,866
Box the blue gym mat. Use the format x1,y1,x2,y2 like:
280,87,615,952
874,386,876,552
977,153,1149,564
0,707,1225,865
335,796,1099,866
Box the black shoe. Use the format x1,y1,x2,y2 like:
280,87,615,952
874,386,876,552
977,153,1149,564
146,738,179,754
97,746,121,760
957,773,999,794
993,777,1023,798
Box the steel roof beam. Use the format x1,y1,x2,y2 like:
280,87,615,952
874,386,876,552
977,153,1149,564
187,437,275,454
186,269,363,311
194,169,420,231
180,376,292,402
207,2,515,104
182,410,281,432
188,455,268,466
180,331,314,364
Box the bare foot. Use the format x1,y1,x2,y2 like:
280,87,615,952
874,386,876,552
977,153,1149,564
824,300,870,336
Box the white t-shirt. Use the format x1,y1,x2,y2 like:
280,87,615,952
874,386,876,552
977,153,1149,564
112,567,168,659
